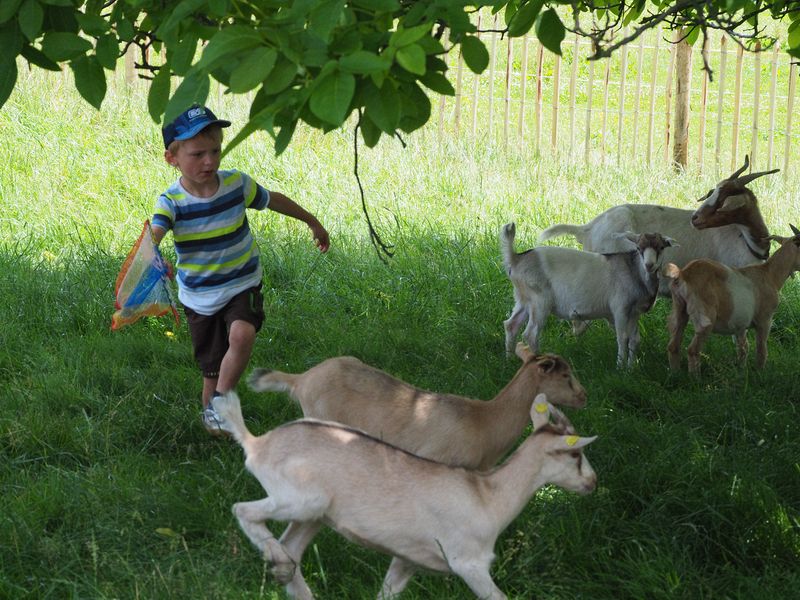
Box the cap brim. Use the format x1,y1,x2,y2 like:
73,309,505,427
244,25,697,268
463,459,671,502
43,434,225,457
173,119,232,141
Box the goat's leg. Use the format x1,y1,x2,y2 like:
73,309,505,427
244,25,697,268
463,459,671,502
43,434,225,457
687,325,712,374
613,316,631,369
450,559,507,600
521,307,546,354
233,498,307,584
378,558,418,599
279,521,323,600
503,303,528,354
667,301,689,370
753,320,772,368
733,332,749,365
626,318,642,368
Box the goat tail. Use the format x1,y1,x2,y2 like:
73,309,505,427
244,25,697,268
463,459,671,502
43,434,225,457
538,223,586,244
248,368,298,395
500,222,518,271
212,391,253,446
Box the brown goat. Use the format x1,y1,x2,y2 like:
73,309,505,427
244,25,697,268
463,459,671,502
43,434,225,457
665,225,800,372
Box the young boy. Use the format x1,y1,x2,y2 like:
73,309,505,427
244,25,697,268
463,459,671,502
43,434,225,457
151,104,329,435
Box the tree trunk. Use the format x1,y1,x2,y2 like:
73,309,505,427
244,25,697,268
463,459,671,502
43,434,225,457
673,29,693,170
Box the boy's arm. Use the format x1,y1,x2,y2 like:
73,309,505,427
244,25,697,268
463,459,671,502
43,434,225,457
151,224,168,246
267,191,330,252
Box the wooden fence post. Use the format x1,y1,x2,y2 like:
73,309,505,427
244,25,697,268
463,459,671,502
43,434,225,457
646,33,660,166
697,35,710,170
784,62,797,179
749,42,762,166
663,38,677,165
714,35,728,170
731,43,744,170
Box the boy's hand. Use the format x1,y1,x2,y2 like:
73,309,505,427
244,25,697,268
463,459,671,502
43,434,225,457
310,222,330,253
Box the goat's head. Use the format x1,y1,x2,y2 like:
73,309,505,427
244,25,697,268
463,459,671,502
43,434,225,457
515,343,587,408
622,232,678,274
530,394,597,495
691,155,779,230
769,224,800,272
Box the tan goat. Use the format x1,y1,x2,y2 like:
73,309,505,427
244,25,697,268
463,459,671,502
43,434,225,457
248,343,586,470
212,390,597,600
665,225,800,372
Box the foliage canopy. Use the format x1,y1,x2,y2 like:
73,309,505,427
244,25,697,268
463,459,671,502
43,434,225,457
2,0,799,154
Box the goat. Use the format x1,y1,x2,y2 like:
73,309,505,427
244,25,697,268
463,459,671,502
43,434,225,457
248,342,586,471
539,156,778,295
665,225,800,372
501,222,676,368
212,390,597,600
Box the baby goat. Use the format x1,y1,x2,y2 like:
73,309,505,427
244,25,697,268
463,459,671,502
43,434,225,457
248,342,586,470
539,156,778,295
665,225,800,372
213,391,597,600
502,222,676,368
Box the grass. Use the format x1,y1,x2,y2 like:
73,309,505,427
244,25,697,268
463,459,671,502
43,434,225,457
2,66,800,599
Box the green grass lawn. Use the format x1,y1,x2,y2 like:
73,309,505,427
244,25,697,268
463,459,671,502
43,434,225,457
1,68,799,599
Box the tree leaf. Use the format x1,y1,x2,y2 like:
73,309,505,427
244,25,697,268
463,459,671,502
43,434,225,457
21,44,60,70
228,47,277,93
0,0,23,25
94,33,119,70
390,23,430,48
396,43,426,75
461,35,489,74
195,26,263,71
18,0,44,41
359,113,382,147
70,54,106,109
309,69,354,125
164,69,209,125
363,80,400,132
274,119,296,155
535,9,565,55
156,0,205,37
508,0,545,38
166,31,198,76
340,50,389,75
0,54,18,110
41,31,92,61
419,70,455,95
148,65,171,124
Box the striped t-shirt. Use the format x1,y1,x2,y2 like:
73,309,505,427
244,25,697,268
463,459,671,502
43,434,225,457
152,169,270,315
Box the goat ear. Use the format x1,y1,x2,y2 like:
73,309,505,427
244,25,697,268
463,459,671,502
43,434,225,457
717,193,748,213
790,224,800,236
664,236,680,248
515,341,534,362
553,435,597,451
537,356,557,373
769,235,791,245
531,394,551,430
664,263,681,279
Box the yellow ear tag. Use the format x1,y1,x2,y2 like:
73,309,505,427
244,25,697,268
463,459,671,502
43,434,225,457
535,403,548,414
565,435,580,447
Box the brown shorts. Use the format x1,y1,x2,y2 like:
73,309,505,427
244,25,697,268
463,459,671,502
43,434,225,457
183,285,265,378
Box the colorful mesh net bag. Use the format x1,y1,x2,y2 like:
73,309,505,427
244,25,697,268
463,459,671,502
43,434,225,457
111,220,179,330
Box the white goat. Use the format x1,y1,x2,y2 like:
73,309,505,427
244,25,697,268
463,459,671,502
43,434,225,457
665,225,800,372
213,390,597,600
247,343,586,470
539,156,778,295
502,222,676,368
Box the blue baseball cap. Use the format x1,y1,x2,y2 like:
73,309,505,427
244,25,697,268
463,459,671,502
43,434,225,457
162,105,231,149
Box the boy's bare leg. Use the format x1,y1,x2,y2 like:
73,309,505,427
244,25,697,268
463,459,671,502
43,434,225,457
215,319,257,396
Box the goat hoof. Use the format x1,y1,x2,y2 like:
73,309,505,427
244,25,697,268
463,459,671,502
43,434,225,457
271,560,297,585
247,368,272,390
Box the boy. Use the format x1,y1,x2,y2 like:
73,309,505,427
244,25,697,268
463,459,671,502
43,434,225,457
151,104,329,435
